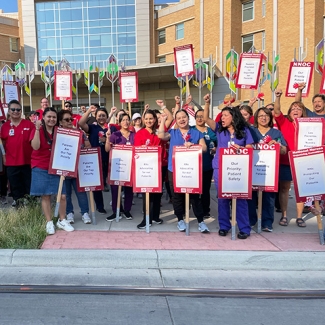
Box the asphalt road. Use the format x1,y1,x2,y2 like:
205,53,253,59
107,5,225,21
0,294,324,325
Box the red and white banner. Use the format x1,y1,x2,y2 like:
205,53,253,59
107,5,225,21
0,100,6,121
235,53,263,90
174,44,195,77
285,61,314,97
108,144,133,187
319,70,325,94
172,145,202,194
77,148,103,192
119,72,138,103
133,146,162,193
49,127,82,177
218,147,253,199
289,146,325,202
294,117,325,150
3,81,19,104
252,143,280,192
54,71,72,100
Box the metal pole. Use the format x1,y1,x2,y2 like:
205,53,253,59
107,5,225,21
112,82,114,107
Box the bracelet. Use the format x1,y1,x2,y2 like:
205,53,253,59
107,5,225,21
161,105,166,110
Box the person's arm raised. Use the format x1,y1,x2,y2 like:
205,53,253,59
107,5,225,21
203,94,217,131
274,89,282,117
157,115,171,141
79,106,96,133
156,100,173,129
294,82,306,103
104,129,111,152
31,120,42,150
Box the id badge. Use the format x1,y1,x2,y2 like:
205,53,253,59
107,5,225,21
204,134,210,140
9,129,14,136
126,141,131,145
228,140,234,148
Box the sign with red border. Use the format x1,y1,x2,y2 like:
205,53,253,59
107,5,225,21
235,53,263,90
172,145,202,194
49,127,82,177
289,146,325,202
252,143,280,192
0,100,6,121
77,147,104,192
218,147,253,199
108,144,134,187
285,61,314,97
174,44,195,77
54,71,72,100
319,70,325,94
294,118,325,150
133,146,162,193
119,72,138,103
3,81,20,104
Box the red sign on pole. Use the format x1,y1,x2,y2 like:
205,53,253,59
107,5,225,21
49,127,83,177
133,146,162,193
252,143,280,192
218,147,253,199
172,145,202,194
119,72,138,103
77,147,104,192
294,118,325,150
174,44,195,77
289,146,325,202
54,71,72,100
285,61,314,97
235,53,263,90
108,145,134,187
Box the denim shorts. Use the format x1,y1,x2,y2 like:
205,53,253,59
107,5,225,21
30,167,66,196
279,164,292,182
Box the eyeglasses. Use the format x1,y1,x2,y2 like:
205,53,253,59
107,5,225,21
257,115,270,119
268,108,274,111
195,115,204,119
41,101,48,104
291,107,302,111
62,118,74,122
10,108,22,112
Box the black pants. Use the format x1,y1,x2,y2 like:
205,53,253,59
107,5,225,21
168,171,204,223
201,169,213,215
7,165,31,201
0,168,7,197
141,166,167,222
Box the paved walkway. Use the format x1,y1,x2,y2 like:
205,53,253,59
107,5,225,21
41,185,325,251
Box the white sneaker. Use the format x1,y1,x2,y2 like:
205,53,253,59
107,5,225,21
57,219,74,232
66,212,74,224
177,220,186,232
11,200,16,207
82,212,91,224
198,221,210,233
46,221,55,235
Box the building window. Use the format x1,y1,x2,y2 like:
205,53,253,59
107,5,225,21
175,23,184,40
10,38,18,52
262,0,266,17
158,29,166,44
242,34,254,52
158,56,166,63
262,31,265,51
242,1,254,22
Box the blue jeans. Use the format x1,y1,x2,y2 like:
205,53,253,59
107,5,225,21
65,177,89,215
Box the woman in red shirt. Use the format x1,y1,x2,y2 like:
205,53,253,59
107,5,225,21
30,107,74,235
134,109,167,229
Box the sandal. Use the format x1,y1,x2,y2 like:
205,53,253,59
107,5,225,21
279,216,288,226
296,218,306,227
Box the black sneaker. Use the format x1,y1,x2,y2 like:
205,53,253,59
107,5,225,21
106,213,122,222
237,231,250,240
123,211,133,220
137,220,152,229
97,208,107,214
152,218,163,224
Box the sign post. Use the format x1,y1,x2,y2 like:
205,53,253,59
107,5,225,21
172,145,202,236
133,146,162,233
219,147,253,240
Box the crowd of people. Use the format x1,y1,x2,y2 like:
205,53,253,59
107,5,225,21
0,83,324,238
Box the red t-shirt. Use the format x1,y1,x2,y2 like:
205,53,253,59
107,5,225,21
36,108,44,119
274,112,295,165
30,127,54,170
1,119,35,166
72,114,81,127
134,128,167,166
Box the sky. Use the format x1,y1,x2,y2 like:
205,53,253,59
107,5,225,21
0,0,179,12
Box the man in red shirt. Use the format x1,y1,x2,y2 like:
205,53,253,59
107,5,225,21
1,100,35,205
63,101,81,127
35,97,49,119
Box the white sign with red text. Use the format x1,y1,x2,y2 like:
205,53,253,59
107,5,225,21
174,44,195,77
119,72,138,103
54,71,72,100
295,118,325,150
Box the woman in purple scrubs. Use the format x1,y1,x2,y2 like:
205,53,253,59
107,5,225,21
203,94,254,239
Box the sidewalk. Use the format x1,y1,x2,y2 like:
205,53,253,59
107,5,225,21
41,185,325,252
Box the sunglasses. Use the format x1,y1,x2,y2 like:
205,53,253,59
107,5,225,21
10,108,22,112
62,118,74,122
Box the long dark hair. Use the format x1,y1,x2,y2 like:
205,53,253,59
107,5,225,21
42,107,57,145
253,107,274,128
143,109,158,130
218,106,248,140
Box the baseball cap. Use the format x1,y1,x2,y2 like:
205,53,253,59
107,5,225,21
132,113,141,120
